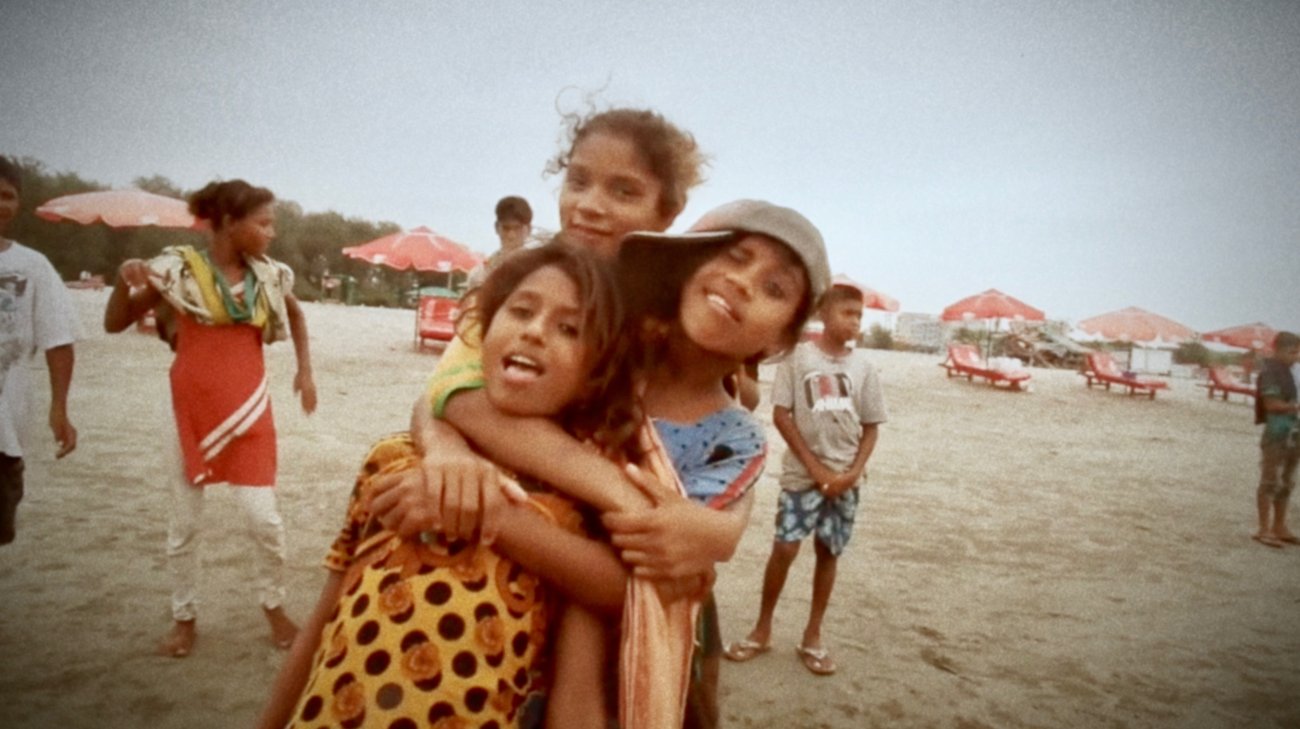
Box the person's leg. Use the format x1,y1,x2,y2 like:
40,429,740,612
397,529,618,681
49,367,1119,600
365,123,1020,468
803,539,839,651
162,471,204,655
546,604,611,729
747,540,800,646
733,488,812,651
0,455,25,546
232,484,297,648
1271,448,1299,542
1255,444,1283,545
798,487,859,676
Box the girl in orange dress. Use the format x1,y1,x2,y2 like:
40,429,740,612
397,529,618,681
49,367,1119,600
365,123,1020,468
104,179,317,658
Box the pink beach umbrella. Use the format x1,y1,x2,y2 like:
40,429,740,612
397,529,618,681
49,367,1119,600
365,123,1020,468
940,289,1045,359
1077,306,1195,346
940,288,1045,323
831,273,900,312
35,189,198,229
342,226,483,273
1201,322,1278,353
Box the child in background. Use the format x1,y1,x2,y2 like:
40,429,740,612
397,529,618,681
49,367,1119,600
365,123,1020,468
466,195,533,290
1252,331,1300,548
0,156,78,546
104,179,317,658
724,281,886,676
257,241,643,729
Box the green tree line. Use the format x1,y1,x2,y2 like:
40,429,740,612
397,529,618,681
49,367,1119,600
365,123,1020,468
6,157,438,305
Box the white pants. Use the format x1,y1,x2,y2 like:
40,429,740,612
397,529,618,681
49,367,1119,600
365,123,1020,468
162,390,287,622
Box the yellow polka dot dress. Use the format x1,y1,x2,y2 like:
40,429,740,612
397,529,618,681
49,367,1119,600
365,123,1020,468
287,434,583,729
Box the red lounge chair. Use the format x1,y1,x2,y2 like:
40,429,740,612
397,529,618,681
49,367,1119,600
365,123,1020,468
1200,366,1255,401
415,287,459,350
1080,352,1168,399
940,343,1031,390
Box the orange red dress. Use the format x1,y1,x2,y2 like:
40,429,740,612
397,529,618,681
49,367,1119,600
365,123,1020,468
169,313,276,486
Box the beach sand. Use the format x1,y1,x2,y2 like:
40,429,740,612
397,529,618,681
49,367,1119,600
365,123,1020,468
1,290,1297,729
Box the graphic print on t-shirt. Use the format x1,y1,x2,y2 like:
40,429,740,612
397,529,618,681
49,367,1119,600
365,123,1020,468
0,272,30,377
801,370,855,414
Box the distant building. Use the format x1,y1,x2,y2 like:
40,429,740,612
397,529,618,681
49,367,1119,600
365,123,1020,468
896,312,943,352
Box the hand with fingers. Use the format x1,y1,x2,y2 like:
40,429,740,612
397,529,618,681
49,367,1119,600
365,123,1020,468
603,463,718,580
50,408,77,458
368,446,526,544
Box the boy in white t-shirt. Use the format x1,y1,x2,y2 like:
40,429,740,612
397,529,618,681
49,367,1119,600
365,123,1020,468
0,156,78,545
723,282,886,675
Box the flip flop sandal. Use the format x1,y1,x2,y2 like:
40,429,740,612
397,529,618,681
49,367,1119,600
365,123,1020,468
796,645,837,676
723,638,771,662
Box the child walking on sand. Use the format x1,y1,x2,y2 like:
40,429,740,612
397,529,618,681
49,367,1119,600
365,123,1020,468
723,281,886,676
103,179,316,658
1252,331,1300,548
257,241,648,729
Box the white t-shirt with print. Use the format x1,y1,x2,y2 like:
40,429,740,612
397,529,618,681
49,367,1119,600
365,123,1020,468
771,341,887,490
0,241,78,457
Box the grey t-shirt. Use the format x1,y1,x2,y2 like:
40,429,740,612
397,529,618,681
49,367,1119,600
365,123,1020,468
771,341,887,490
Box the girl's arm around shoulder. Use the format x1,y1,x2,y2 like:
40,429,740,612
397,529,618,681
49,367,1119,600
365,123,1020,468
443,388,646,515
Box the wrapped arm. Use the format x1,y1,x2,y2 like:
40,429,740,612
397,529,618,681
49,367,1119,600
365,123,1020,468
443,388,647,514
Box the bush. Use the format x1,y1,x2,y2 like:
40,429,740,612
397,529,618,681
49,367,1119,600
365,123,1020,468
1173,341,1242,368
865,323,894,350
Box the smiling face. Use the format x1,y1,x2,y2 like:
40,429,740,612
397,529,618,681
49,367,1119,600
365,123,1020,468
678,234,809,362
558,131,671,259
481,264,592,417
224,202,276,257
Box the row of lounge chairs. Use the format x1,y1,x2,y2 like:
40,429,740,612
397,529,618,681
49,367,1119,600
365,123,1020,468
940,344,1254,402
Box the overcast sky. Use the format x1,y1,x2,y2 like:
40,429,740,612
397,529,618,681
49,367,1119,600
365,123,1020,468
4,0,1297,332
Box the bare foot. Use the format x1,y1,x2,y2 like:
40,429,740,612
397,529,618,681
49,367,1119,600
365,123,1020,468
157,620,196,658
1274,530,1300,545
264,606,299,649
1252,532,1284,549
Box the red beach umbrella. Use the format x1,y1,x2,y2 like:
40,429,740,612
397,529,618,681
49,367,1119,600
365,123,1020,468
1077,306,1195,346
831,274,900,312
36,189,197,229
940,288,1045,322
342,226,483,273
1201,322,1278,352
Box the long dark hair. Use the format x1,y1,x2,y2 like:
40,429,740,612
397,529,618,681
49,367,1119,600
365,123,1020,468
459,238,643,462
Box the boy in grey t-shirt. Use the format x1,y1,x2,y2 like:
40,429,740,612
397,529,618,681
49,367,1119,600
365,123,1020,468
723,282,885,676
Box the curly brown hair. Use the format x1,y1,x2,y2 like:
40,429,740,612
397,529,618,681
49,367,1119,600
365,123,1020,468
458,238,643,463
546,107,707,222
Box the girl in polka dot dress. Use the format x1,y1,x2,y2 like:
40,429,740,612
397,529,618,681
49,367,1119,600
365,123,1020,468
257,241,644,729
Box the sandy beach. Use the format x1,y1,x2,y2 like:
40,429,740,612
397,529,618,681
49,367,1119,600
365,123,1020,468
1,289,1297,729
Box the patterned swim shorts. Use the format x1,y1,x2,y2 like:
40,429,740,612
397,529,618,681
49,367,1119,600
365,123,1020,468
774,486,859,556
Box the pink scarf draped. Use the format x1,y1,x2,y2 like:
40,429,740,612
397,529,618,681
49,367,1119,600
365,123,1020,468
618,423,700,729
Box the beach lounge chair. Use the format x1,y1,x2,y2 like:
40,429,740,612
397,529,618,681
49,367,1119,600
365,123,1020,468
415,286,459,350
1199,366,1255,402
1080,352,1168,399
940,343,1031,390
